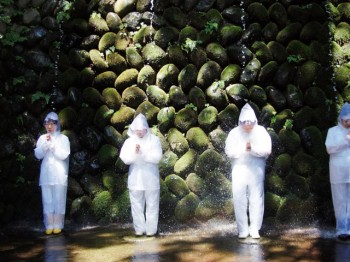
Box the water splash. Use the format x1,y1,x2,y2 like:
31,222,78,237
149,0,155,43
239,1,247,67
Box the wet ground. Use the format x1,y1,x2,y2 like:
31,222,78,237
1,219,350,262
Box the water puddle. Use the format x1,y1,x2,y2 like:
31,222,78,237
1,219,349,261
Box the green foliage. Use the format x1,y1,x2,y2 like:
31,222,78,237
204,20,219,35
16,114,23,126
287,54,305,64
185,103,198,112
211,80,225,92
181,38,201,53
283,119,294,130
31,91,50,104
1,29,28,47
56,0,72,23
0,0,28,47
103,109,114,118
12,76,25,86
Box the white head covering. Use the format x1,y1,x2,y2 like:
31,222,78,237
44,112,61,132
338,102,350,122
239,103,257,125
127,113,150,137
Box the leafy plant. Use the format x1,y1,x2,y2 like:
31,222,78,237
103,109,114,118
204,20,219,35
12,76,25,85
283,119,293,130
181,38,201,53
287,54,305,64
31,91,50,104
56,0,73,23
185,103,197,112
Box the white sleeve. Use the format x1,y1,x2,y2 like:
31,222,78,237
34,136,48,160
140,135,163,164
119,138,140,165
325,128,349,154
51,135,70,160
225,129,244,159
250,127,272,158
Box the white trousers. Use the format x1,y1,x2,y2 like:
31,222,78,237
41,185,67,230
331,183,350,235
129,189,160,235
232,179,264,236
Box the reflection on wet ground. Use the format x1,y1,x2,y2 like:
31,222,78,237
1,219,350,261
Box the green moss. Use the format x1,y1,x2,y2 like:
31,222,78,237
195,195,219,221
102,88,122,110
165,174,190,198
142,43,167,70
217,103,240,131
219,24,243,46
94,105,112,130
251,41,272,64
59,107,78,130
169,85,188,109
198,106,218,132
197,61,222,89
266,172,287,196
126,47,144,70
146,85,169,108
273,153,292,177
174,149,197,177
186,173,207,198
122,86,147,109
174,192,200,222
188,86,207,111
137,65,156,90
205,42,229,67
92,191,112,218
278,128,301,155
168,45,188,69
157,107,175,133
174,108,197,133
178,64,198,93
265,191,283,217
209,127,227,152
154,26,179,49
195,149,229,177
167,128,189,156
159,150,178,178
114,69,139,91
186,127,209,151
292,151,317,178
98,32,118,52
89,49,108,71
135,101,160,126
106,52,127,74
156,64,180,91
110,106,135,131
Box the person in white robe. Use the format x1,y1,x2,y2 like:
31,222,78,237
120,114,163,236
225,103,272,239
34,112,70,235
325,102,350,241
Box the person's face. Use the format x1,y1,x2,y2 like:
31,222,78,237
341,119,350,129
135,129,147,138
44,121,57,133
241,121,255,133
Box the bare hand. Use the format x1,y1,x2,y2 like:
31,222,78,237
246,142,251,152
46,134,51,141
136,144,140,153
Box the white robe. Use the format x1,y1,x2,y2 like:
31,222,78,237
325,123,350,235
119,114,163,235
225,103,271,237
34,131,70,230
